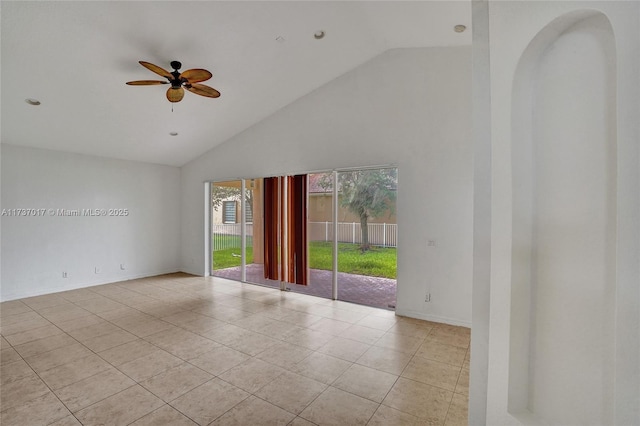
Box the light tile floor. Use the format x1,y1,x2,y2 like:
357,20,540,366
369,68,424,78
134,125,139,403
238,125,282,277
0,273,469,425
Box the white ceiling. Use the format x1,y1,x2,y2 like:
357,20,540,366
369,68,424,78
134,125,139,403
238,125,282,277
1,1,471,167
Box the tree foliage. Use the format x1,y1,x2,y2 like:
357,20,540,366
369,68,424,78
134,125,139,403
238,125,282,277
320,169,397,251
211,186,242,211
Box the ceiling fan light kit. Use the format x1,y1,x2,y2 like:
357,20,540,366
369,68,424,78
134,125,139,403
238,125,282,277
126,60,221,103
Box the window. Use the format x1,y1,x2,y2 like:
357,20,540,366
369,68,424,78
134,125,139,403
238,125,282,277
245,200,253,223
223,201,237,223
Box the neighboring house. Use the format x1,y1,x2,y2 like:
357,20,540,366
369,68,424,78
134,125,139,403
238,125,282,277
211,197,253,225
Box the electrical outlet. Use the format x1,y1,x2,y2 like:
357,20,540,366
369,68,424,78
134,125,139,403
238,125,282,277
425,293,431,302
62,271,68,278
94,267,101,274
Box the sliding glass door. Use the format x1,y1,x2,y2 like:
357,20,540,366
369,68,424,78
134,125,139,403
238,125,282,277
209,167,397,310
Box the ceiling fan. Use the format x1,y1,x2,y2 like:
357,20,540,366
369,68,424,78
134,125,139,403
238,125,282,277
126,60,221,103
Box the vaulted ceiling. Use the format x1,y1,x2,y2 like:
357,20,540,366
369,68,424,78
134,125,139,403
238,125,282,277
1,1,471,166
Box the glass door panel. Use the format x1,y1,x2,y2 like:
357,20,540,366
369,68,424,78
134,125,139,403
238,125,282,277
336,168,397,309
285,172,334,300
211,180,242,281
243,178,280,289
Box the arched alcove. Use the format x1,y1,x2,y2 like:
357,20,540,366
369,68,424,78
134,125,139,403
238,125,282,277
510,10,617,425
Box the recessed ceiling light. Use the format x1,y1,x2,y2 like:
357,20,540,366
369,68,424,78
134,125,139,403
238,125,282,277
25,98,41,106
454,25,467,33
169,132,178,136
314,30,325,40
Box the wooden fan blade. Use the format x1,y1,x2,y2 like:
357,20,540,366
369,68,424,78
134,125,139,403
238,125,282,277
139,61,172,79
180,69,212,83
126,80,169,85
186,83,221,98
166,87,185,103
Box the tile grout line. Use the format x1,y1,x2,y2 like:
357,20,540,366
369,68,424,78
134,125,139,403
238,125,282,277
2,275,469,425
0,327,84,425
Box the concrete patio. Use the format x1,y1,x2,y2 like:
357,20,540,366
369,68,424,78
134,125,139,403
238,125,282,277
213,264,396,310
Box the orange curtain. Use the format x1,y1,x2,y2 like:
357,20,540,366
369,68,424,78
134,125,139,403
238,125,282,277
263,175,308,285
287,175,308,285
263,177,280,280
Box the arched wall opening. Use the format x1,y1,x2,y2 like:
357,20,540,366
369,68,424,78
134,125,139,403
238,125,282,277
509,10,617,425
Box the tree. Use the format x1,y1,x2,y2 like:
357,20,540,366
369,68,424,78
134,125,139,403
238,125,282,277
320,169,397,251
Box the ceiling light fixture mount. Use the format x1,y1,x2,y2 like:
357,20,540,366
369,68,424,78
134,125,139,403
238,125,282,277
314,30,326,40
454,24,467,33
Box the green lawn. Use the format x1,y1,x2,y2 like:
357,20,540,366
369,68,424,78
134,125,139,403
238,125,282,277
310,242,396,279
213,238,396,279
212,246,254,269
211,234,253,269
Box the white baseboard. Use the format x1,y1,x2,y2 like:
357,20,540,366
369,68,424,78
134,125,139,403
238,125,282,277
1,269,473,330
179,265,206,277
1,268,180,302
394,308,471,328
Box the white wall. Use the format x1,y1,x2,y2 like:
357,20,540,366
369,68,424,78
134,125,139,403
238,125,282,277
0,144,181,301
514,13,616,424
472,1,639,425
181,47,473,326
